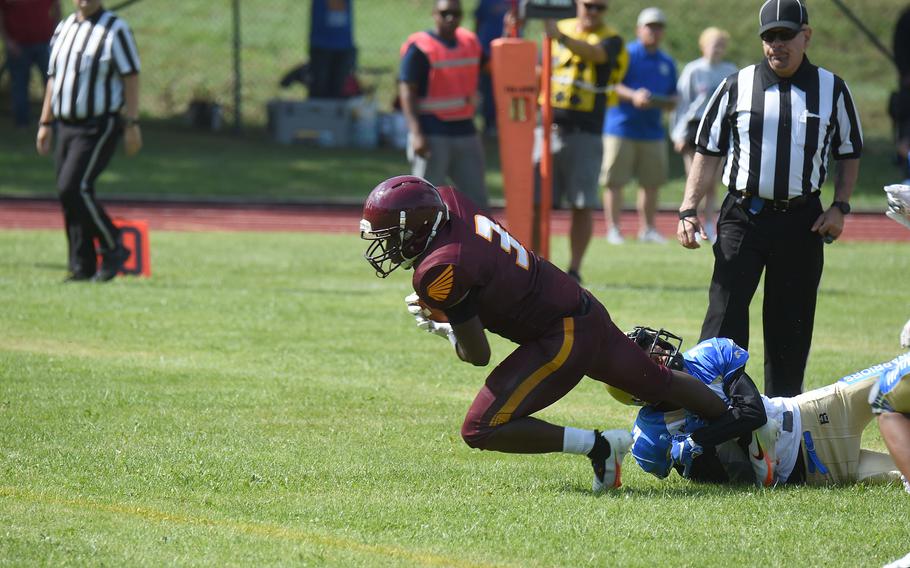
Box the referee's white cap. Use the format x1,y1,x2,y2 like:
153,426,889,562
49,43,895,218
759,0,809,34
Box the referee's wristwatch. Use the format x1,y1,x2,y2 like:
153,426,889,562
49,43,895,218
831,201,851,215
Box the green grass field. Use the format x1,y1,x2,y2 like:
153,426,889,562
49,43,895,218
1,229,909,566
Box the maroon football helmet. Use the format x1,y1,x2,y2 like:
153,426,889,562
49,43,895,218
360,175,449,278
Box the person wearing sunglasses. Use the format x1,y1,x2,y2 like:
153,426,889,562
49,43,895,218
398,0,489,210
537,0,628,284
676,0,863,399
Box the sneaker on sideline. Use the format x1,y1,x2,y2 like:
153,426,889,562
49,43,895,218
606,226,625,245
637,227,666,244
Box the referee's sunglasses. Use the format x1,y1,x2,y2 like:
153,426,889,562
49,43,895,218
761,28,803,43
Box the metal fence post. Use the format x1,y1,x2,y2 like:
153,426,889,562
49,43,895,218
232,0,242,133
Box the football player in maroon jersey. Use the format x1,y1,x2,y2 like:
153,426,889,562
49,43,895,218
360,176,727,491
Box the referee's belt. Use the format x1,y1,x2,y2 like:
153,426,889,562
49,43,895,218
58,114,118,127
731,190,820,213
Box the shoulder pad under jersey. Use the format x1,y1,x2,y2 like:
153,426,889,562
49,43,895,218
683,337,749,387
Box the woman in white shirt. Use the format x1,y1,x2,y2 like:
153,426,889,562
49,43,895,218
671,27,737,243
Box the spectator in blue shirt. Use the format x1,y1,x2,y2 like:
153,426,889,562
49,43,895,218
600,7,677,244
308,0,356,98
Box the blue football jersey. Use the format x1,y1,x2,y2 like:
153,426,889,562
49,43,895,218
631,338,749,477
682,337,750,400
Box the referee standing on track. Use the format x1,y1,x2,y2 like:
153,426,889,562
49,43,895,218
36,0,141,282
677,0,862,397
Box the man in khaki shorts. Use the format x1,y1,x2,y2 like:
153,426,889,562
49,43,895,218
601,8,677,244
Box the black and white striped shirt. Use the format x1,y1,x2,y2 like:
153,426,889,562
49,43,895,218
48,9,140,122
696,56,862,201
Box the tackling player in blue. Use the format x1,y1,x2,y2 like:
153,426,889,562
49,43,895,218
616,326,910,492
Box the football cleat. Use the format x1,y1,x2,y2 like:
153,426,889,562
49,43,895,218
92,242,130,282
590,429,634,493
748,418,780,487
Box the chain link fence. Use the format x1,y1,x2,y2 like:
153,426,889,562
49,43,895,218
0,0,899,136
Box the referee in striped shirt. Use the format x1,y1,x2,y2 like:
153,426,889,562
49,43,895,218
677,0,862,397
35,0,141,282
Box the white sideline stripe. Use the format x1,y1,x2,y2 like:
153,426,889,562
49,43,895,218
0,485,511,568
80,116,117,249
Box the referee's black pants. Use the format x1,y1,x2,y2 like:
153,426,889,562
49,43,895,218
699,192,824,397
54,115,123,277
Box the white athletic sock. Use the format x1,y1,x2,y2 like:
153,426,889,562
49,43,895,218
562,427,596,455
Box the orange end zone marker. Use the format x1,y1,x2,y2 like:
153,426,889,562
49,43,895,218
491,38,538,252
95,218,151,277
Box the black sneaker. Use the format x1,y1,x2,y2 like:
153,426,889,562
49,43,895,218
92,243,130,282
63,272,93,283
567,269,583,284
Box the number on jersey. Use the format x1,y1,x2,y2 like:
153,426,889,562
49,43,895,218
474,215,530,269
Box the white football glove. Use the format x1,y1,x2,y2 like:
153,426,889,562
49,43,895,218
901,318,910,349
884,184,910,231
416,316,458,347
405,292,423,316
405,293,457,347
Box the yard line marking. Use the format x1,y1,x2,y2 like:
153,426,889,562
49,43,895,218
0,485,514,568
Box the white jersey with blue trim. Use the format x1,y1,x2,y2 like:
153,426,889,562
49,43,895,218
847,350,910,414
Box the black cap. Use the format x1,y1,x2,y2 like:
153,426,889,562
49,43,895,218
759,0,809,35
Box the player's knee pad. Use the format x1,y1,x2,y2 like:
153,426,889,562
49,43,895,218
460,419,492,450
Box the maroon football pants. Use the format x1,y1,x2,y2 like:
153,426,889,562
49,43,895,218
461,292,673,448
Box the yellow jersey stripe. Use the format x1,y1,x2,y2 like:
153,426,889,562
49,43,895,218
489,318,575,426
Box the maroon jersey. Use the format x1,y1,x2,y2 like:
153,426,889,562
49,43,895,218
412,187,582,344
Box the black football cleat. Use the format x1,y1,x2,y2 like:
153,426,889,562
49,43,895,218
63,272,93,283
92,243,130,282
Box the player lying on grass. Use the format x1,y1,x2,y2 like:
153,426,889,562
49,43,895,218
885,184,910,351
615,326,910,492
359,175,727,492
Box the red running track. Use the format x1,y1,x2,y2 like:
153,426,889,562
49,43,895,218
1,198,908,241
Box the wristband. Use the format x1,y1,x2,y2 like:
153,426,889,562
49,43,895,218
39,120,54,127
678,209,698,220
124,118,140,127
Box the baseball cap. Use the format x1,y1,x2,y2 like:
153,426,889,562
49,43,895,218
759,0,809,34
637,7,667,27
